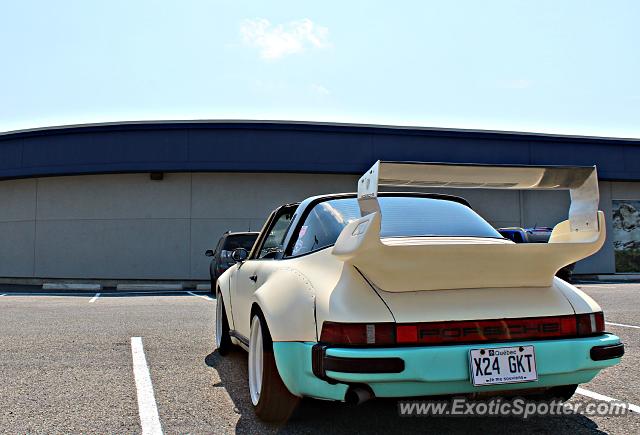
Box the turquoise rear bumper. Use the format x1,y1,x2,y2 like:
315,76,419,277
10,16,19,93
272,334,622,401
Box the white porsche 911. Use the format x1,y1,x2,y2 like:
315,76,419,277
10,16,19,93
214,161,624,422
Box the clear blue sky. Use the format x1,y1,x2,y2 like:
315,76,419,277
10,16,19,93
2,0,639,137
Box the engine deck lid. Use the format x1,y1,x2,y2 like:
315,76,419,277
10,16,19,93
371,284,576,323
332,211,605,292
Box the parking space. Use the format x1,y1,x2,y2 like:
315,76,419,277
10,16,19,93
573,283,640,428
0,284,639,434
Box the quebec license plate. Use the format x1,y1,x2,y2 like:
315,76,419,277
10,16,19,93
469,345,538,386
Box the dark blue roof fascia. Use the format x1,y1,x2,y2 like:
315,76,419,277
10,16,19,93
1,120,639,181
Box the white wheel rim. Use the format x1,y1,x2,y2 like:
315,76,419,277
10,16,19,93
248,316,263,406
215,291,222,349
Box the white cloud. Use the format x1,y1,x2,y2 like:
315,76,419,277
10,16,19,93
240,18,329,60
310,83,330,96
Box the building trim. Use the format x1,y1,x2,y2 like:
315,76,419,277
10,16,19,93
1,120,639,181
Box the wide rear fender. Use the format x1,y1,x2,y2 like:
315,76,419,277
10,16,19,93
254,267,317,342
553,277,603,314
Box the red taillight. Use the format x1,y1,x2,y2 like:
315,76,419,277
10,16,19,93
576,312,605,336
320,322,395,345
396,325,418,344
320,313,605,346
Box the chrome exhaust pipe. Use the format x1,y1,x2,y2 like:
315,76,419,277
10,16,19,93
345,385,374,405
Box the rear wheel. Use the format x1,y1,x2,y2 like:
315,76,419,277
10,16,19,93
248,314,299,423
215,289,233,355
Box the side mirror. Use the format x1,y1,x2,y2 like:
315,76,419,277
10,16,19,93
231,248,248,262
205,249,214,257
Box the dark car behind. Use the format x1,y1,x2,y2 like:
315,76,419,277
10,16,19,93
206,231,259,293
497,226,575,281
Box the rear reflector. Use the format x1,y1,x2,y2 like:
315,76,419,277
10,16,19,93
320,312,605,346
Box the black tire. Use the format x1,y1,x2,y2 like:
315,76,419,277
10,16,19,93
251,313,300,423
215,290,233,356
542,384,578,402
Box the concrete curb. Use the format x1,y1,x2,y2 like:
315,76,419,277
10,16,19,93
116,283,184,291
42,283,103,291
596,274,640,282
575,274,640,283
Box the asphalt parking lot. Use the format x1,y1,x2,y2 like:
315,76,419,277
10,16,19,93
1,283,639,434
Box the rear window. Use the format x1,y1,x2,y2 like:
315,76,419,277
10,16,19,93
288,196,502,256
222,234,258,251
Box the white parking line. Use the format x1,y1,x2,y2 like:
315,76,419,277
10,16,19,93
89,293,100,303
576,388,640,413
186,291,214,301
130,337,163,435
606,321,640,329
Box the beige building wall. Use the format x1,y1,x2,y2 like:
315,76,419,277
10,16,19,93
0,174,637,280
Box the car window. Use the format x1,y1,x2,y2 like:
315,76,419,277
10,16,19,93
288,196,502,256
259,211,294,259
216,234,259,264
289,200,360,256
213,237,225,255
223,234,258,251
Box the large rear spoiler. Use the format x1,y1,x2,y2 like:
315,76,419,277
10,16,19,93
333,161,604,291
357,161,600,233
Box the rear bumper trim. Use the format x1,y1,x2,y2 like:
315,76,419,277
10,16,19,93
312,344,405,381
590,343,625,361
275,334,622,401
